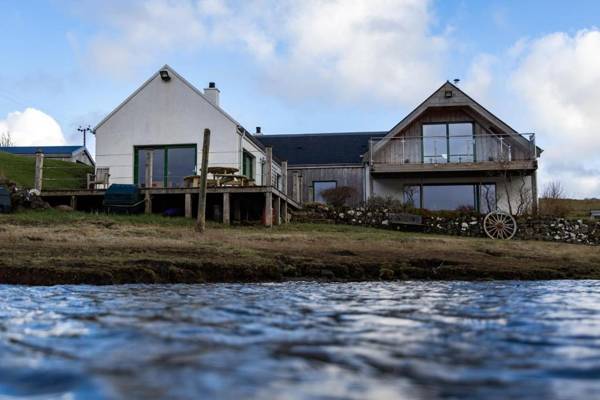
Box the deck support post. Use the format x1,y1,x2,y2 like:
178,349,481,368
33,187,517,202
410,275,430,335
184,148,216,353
281,161,288,195
274,195,281,225
264,191,273,227
184,193,192,218
292,172,299,203
196,129,211,233
282,201,288,224
34,150,44,192
70,195,77,210
222,192,230,225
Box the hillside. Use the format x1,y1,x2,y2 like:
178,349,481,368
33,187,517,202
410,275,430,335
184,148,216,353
0,151,92,190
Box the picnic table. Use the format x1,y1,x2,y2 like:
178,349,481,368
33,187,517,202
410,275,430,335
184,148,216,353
184,167,253,188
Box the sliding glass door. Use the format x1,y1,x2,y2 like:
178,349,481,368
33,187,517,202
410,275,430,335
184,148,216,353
422,122,475,163
134,145,197,188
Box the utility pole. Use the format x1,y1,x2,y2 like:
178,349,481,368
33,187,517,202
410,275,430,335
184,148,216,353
196,129,211,233
77,125,93,148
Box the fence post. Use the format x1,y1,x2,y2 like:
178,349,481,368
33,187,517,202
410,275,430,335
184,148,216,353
144,150,153,214
34,150,44,192
196,129,211,233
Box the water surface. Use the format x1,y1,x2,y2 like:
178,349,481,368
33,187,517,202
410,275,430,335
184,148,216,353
1,281,600,399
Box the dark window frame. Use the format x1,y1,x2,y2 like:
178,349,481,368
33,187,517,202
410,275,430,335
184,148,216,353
421,121,476,164
133,144,197,188
242,149,255,180
312,180,337,203
406,182,497,213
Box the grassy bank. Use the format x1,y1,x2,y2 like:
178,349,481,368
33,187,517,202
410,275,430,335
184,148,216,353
1,210,600,285
0,151,92,190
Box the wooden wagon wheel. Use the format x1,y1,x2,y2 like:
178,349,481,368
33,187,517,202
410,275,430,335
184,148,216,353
483,211,517,240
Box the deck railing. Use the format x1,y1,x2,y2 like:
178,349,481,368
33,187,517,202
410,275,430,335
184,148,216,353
369,133,536,166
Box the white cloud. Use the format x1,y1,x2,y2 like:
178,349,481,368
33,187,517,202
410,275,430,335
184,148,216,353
78,0,448,105
0,108,67,147
510,29,600,198
463,54,496,104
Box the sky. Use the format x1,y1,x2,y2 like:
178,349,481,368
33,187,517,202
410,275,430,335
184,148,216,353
1,0,600,198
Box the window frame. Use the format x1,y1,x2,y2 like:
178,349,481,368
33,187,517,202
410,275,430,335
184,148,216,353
133,144,197,188
421,121,476,164
405,183,497,213
242,149,255,180
312,180,337,203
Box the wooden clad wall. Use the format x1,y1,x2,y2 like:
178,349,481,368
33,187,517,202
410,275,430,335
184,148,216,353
288,166,365,206
372,107,530,164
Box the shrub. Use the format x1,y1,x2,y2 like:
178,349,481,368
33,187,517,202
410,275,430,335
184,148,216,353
321,186,357,208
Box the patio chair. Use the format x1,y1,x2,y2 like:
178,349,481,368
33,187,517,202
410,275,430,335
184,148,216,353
87,167,110,189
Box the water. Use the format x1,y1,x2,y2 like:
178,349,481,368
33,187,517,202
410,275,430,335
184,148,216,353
1,281,600,400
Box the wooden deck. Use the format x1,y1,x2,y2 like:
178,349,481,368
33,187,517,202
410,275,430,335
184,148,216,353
40,185,300,226
371,160,537,174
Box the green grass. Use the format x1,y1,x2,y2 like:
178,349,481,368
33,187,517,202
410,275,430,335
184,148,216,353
540,198,600,219
0,151,92,190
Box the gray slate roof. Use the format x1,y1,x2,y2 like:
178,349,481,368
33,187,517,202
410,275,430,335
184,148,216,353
256,132,387,166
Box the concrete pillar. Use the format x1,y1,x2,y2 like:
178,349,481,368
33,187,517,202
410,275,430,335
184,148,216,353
274,196,281,225
185,193,192,218
34,150,44,192
223,192,230,225
264,191,273,227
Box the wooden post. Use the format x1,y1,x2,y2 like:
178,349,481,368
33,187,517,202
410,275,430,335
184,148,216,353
298,175,304,204
292,172,299,202
34,150,44,192
196,129,211,233
144,150,154,214
282,200,288,224
281,160,288,195
185,193,192,218
222,192,230,225
265,146,273,187
70,195,77,210
264,191,273,227
274,195,281,225
531,171,539,215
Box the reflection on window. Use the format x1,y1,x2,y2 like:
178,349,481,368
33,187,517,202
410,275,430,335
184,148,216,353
136,145,196,188
167,147,196,187
313,181,337,203
422,122,475,163
242,150,255,179
423,185,476,211
402,185,421,208
479,184,497,213
423,124,447,163
448,123,474,162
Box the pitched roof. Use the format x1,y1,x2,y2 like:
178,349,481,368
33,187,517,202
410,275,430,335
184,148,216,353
0,146,84,155
257,132,386,166
94,64,243,132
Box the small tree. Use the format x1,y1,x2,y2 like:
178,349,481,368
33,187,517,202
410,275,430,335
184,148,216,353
0,131,14,147
321,186,357,208
540,181,569,217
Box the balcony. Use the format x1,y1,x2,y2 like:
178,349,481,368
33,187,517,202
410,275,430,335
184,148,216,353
368,133,538,174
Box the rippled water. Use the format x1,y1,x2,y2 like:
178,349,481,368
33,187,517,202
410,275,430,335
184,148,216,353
1,282,600,399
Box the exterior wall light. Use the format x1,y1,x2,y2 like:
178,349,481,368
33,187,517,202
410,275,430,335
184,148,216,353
160,70,171,81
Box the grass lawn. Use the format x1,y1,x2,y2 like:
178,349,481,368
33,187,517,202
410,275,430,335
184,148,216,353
1,210,599,285
540,198,600,219
0,151,92,190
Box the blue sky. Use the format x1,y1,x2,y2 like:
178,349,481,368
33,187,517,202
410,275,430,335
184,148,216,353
1,0,600,198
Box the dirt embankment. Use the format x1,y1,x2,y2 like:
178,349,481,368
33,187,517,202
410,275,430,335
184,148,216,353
1,212,600,285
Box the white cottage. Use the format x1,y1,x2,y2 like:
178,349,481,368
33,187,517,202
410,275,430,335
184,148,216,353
94,65,278,189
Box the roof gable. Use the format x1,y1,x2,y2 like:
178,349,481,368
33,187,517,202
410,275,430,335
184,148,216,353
94,64,242,132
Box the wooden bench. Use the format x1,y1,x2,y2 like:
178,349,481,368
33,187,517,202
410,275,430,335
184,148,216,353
387,212,423,226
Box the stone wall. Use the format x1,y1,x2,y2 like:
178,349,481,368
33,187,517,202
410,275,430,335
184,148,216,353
293,204,600,245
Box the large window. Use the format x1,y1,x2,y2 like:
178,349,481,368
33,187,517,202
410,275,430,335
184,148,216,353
313,181,337,203
422,122,475,163
404,183,496,213
135,145,196,188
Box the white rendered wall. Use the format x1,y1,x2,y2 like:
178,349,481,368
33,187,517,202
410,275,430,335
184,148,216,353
95,72,244,185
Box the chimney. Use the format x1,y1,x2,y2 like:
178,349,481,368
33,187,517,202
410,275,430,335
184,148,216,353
204,82,220,107
255,126,262,135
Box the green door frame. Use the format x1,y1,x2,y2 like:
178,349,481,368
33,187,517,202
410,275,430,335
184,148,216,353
133,144,197,187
